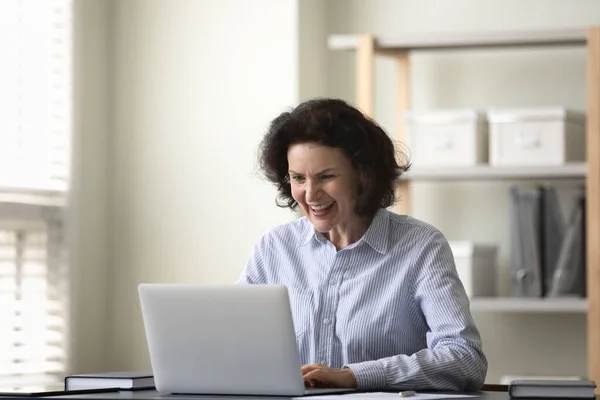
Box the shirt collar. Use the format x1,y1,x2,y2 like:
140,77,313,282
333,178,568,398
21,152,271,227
361,208,389,254
299,219,317,246
298,208,390,254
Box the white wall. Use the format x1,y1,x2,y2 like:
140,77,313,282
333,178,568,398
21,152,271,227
108,0,301,370
298,0,328,101
68,0,111,374
325,0,600,383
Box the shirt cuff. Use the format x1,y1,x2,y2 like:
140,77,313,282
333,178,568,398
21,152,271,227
344,360,386,390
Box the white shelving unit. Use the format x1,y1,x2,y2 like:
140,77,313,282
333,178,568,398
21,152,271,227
470,297,588,313
328,28,588,52
403,163,587,181
327,26,600,388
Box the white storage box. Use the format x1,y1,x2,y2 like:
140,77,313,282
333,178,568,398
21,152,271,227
487,107,586,166
404,109,488,166
449,241,497,298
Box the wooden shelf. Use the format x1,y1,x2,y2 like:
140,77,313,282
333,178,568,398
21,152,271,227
470,297,588,313
328,28,587,52
402,163,586,181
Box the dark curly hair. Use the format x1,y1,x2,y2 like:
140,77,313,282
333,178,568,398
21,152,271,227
258,98,411,217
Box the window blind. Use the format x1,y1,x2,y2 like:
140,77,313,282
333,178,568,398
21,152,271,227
0,0,72,391
0,0,71,192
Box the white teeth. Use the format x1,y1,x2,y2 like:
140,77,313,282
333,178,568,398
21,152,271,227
311,201,335,211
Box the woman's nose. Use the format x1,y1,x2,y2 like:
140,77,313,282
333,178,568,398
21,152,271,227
305,180,321,202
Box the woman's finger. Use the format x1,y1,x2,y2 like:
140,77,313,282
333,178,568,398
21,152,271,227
303,369,331,388
301,363,325,374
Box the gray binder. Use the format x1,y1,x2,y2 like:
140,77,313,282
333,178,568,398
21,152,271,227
549,191,586,297
509,187,543,297
540,185,565,296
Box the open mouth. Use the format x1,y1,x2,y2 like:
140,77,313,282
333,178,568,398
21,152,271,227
310,201,336,213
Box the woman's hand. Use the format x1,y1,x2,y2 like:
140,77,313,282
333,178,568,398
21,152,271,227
301,364,357,389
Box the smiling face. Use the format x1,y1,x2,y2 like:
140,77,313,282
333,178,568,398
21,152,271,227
287,142,363,236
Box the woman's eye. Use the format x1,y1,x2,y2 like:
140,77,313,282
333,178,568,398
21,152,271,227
292,176,305,183
321,175,334,180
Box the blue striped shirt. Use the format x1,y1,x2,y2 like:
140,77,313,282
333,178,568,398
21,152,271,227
237,209,487,391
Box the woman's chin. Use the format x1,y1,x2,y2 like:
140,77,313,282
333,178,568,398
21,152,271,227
309,216,335,233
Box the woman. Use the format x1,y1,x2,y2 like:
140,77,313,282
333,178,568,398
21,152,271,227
237,98,487,391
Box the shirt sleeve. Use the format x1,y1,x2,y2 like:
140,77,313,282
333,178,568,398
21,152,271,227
344,230,488,391
236,234,269,284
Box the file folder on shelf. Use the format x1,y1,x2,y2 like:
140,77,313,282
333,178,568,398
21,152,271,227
509,187,543,297
549,191,586,297
509,185,586,299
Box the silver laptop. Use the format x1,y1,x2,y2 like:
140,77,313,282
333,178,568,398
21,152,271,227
138,283,355,397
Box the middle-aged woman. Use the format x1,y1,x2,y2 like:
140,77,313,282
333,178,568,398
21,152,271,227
237,98,487,392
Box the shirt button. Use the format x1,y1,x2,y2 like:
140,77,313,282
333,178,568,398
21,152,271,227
321,360,327,366
329,279,336,285
323,318,331,325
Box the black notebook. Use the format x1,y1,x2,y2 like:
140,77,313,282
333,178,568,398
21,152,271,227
64,372,154,391
509,379,597,399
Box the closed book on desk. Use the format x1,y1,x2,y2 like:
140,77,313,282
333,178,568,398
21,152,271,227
509,379,596,399
64,372,154,391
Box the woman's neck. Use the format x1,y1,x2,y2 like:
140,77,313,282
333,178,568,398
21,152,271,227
325,214,373,250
